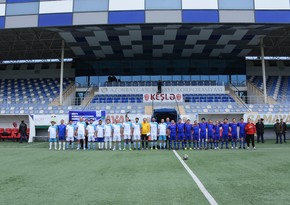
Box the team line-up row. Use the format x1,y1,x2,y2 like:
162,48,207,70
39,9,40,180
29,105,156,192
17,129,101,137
47,117,257,151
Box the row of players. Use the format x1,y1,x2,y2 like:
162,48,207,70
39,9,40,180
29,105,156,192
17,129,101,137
47,116,257,151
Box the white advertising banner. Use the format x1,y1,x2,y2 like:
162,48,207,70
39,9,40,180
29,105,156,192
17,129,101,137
34,114,68,126
143,93,183,103
98,86,225,95
243,113,290,125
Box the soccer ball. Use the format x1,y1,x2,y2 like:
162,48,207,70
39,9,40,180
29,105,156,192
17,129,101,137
183,154,189,160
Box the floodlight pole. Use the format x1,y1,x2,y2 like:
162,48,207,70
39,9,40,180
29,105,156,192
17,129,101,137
60,40,65,105
260,38,267,104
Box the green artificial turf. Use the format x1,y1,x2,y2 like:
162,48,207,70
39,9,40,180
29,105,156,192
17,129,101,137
0,141,290,205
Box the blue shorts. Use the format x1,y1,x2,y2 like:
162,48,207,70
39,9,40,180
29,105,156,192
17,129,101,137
200,132,206,139
222,133,228,140
177,134,184,140
58,136,65,141
239,133,246,139
185,135,192,141
170,135,176,141
97,138,104,142
159,135,166,141
193,134,199,141
231,133,238,139
208,133,214,139
214,134,220,141
49,138,57,142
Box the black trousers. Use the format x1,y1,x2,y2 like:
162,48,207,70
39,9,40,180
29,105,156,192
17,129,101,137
257,132,264,143
141,134,148,148
276,133,282,143
246,134,255,148
282,133,287,142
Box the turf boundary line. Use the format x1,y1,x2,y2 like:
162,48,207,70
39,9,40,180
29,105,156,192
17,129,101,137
173,150,218,205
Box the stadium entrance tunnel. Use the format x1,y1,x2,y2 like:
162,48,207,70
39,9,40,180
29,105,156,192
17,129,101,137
152,109,178,123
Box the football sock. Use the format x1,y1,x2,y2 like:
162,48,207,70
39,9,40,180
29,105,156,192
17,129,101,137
49,142,52,149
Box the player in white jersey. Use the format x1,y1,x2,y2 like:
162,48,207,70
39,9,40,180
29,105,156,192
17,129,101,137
112,120,122,151
66,120,75,150
158,119,167,149
150,118,158,150
48,121,58,150
96,120,105,150
122,117,132,150
132,118,142,150
76,117,87,150
104,119,113,150
86,119,96,150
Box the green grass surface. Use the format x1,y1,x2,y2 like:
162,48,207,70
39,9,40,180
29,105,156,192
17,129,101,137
0,141,290,205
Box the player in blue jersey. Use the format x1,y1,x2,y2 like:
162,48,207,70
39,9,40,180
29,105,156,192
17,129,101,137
48,121,58,150
207,119,214,149
199,118,207,149
229,118,238,149
192,120,200,150
66,120,75,150
220,118,230,149
57,119,66,150
213,120,221,149
184,119,193,150
86,119,96,150
237,118,246,149
177,118,185,150
167,120,177,150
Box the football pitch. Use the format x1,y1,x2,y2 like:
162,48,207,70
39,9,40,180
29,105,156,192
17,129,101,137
0,142,290,205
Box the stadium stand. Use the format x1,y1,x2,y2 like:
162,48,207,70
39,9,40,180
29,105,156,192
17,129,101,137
103,80,219,87
248,76,290,101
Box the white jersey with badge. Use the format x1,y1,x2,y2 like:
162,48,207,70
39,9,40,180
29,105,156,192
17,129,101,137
133,123,142,136
104,124,113,137
96,125,104,138
113,124,122,137
123,122,132,135
66,124,75,137
76,122,86,135
48,125,57,138
159,123,167,136
150,122,158,135
86,124,96,136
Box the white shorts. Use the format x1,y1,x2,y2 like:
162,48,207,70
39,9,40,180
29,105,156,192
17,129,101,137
151,134,157,141
104,136,112,142
88,136,95,142
124,134,131,140
66,136,74,142
133,135,141,141
77,133,85,140
113,136,121,142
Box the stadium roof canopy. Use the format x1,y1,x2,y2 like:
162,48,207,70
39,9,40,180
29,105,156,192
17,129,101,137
1,24,290,61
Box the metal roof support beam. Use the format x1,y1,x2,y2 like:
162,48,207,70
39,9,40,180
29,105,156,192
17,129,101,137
260,37,268,104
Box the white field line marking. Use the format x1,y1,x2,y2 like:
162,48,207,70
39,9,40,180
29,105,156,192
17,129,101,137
173,150,218,205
